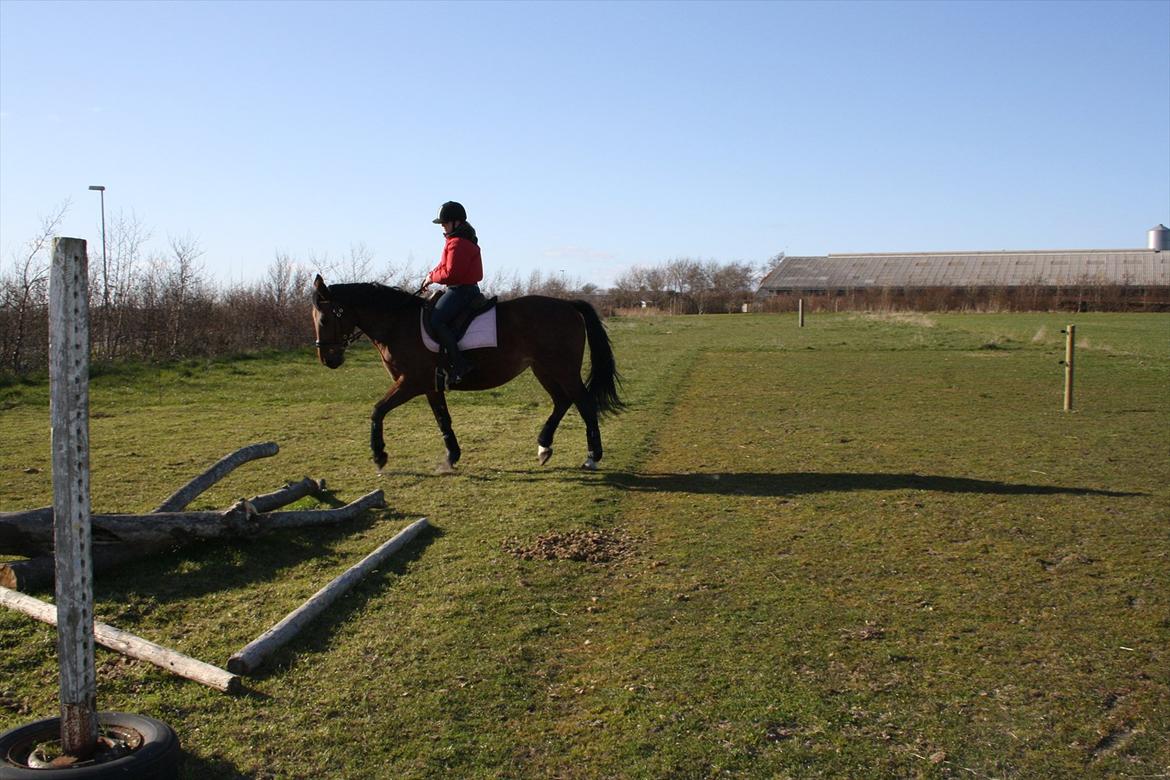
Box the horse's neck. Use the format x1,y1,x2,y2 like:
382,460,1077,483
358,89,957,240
354,305,412,349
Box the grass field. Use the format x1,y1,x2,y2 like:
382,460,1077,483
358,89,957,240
1,311,1168,779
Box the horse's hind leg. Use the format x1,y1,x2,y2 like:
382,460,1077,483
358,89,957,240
532,366,572,465
426,390,461,469
573,385,603,471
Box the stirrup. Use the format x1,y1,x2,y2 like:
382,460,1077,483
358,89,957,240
434,365,469,391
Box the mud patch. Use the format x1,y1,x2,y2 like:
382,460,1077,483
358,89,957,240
504,528,636,563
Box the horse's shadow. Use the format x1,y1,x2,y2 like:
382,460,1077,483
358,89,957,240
595,471,1143,499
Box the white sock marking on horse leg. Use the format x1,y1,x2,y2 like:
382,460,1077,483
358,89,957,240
538,445,553,465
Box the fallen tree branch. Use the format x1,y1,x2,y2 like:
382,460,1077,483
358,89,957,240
1,490,386,590
228,518,430,675
260,490,385,530
248,477,325,513
3,491,384,555
0,586,241,694
1,443,381,591
154,441,279,512
0,507,53,558
0,548,143,592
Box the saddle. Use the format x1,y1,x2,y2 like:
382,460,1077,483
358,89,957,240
420,289,499,347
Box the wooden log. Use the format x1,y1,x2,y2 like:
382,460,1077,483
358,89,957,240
2,503,257,556
1,491,385,587
3,491,382,556
227,518,430,675
1,547,144,592
49,236,98,755
248,477,324,513
0,466,316,552
0,507,53,557
0,586,241,694
154,441,279,512
260,489,384,530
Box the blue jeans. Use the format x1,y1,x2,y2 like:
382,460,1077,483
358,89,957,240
431,283,481,331
430,284,480,377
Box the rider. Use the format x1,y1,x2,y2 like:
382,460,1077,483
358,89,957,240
422,201,483,385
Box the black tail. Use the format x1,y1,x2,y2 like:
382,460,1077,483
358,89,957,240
572,300,625,417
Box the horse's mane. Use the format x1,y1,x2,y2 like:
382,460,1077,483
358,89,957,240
327,283,424,311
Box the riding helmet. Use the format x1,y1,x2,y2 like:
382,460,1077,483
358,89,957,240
432,201,467,224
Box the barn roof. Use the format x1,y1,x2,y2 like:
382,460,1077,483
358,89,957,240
759,249,1169,291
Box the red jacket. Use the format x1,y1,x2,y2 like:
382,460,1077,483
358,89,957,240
428,236,483,286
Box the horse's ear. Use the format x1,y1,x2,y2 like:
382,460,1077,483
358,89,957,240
314,274,329,301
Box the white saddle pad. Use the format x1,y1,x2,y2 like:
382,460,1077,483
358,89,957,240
420,307,498,353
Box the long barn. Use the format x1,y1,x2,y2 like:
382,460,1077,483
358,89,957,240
758,225,1170,311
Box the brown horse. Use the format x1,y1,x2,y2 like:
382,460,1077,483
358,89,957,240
311,275,623,471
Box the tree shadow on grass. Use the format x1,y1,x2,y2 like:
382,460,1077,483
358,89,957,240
598,471,1144,498
92,511,436,606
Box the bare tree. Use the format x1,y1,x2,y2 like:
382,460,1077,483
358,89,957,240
98,211,152,359
0,200,70,374
163,234,206,356
319,242,377,283
264,252,303,308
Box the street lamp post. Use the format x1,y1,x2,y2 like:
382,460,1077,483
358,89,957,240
88,186,107,353
87,185,107,315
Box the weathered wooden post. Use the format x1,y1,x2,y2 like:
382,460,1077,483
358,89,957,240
1063,324,1076,411
798,298,805,328
49,237,98,757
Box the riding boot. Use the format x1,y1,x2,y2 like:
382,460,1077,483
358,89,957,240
432,323,472,386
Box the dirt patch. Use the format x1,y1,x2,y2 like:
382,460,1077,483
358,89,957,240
504,528,636,563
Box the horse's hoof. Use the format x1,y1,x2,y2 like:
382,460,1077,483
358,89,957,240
436,458,456,474
538,445,553,465
373,452,388,470
580,457,597,471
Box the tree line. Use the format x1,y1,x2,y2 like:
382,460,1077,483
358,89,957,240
0,205,768,377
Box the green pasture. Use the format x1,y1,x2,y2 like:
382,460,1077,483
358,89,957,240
1,311,1167,778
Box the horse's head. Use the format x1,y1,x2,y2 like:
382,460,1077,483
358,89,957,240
312,275,360,369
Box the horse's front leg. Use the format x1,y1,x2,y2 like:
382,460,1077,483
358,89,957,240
370,378,418,471
425,390,461,470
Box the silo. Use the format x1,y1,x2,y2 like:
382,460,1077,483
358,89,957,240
1149,224,1170,251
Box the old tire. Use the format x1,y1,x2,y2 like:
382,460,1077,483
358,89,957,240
0,712,179,779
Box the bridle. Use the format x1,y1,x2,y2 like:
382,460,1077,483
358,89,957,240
313,303,364,350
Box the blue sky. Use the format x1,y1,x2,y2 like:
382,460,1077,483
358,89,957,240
1,0,1167,288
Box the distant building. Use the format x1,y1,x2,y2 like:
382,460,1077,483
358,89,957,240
758,225,1170,311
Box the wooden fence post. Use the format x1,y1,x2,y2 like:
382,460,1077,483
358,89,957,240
49,237,98,757
1063,324,1075,412
798,298,805,328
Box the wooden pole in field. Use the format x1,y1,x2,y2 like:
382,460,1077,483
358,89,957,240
798,298,805,328
49,237,98,757
228,518,430,675
1063,324,1076,411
